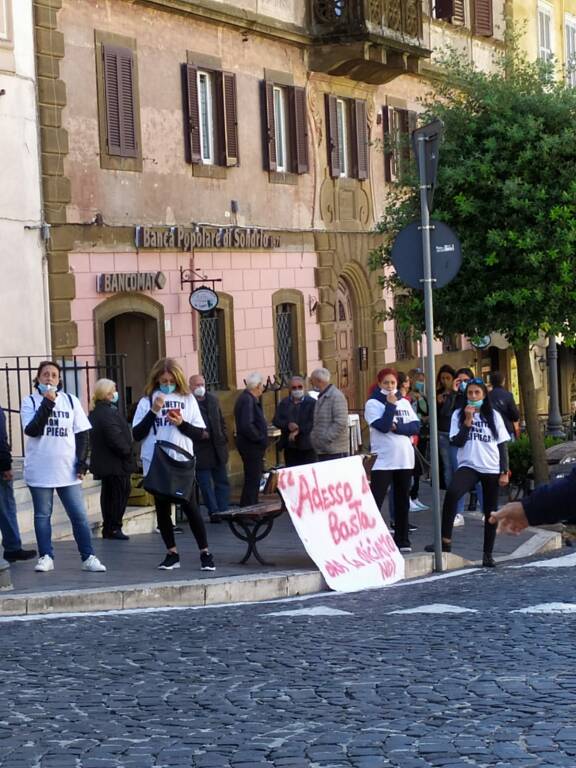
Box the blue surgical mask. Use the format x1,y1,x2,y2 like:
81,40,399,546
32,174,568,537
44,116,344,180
38,383,56,394
159,384,176,395
459,380,468,392
414,381,425,393
111,392,119,404
467,399,484,408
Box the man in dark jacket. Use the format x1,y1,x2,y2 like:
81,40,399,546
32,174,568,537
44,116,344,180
0,406,36,562
490,468,576,533
89,389,135,540
234,372,268,507
488,371,520,439
273,376,316,467
190,375,230,522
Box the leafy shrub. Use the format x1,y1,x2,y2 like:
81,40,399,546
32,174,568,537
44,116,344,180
509,435,565,486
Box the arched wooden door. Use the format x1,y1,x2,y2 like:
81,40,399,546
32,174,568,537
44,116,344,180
335,279,356,409
104,312,159,409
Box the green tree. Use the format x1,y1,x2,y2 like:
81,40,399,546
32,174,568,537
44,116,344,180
370,43,576,484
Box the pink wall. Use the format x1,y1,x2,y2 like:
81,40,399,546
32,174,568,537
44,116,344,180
69,248,321,387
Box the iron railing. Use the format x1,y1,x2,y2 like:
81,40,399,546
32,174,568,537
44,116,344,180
311,0,423,39
0,355,127,458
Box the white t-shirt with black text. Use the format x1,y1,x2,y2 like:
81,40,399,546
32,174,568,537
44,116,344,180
450,408,510,474
21,392,92,487
365,395,419,470
133,391,206,476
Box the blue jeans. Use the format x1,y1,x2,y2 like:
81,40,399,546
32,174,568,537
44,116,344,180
0,477,22,553
197,464,230,515
29,484,94,560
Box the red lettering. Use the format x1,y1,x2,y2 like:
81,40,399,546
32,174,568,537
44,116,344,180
343,482,353,502
361,474,371,495
294,475,314,518
325,559,348,577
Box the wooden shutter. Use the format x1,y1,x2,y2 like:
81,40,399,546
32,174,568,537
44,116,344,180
181,63,201,164
289,86,309,175
353,99,369,180
103,44,137,158
473,0,493,36
434,0,454,20
383,106,393,182
217,71,239,167
453,0,465,25
325,93,340,179
262,80,277,172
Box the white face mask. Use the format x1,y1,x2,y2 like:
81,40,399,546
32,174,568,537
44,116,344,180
291,388,305,400
193,386,206,398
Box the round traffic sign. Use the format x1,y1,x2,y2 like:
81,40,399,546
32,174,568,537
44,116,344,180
390,220,462,290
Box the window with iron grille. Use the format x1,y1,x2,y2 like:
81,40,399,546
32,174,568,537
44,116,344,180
394,318,413,360
199,309,225,390
276,303,296,379
442,334,461,353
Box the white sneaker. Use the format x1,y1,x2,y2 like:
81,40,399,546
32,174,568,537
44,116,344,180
81,555,107,572
413,499,430,511
34,555,54,572
409,499,420,512
453,513,465,527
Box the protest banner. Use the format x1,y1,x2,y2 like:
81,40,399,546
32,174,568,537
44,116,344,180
277,455,405,592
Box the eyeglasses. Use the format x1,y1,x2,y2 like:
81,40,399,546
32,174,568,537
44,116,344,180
291,385,304,390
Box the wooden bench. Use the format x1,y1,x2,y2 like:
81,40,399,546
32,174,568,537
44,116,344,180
211,495,284,566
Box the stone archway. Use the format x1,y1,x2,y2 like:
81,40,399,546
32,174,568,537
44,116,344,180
94,294,166,407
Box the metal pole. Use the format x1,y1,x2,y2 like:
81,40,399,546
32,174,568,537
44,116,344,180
546,334,565,437
417,135,443,572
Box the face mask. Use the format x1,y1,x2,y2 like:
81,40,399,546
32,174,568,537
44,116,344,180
459,380,469,392
380,387,396,395
111,392,119,404
193,386,206,398
159,384,176,395
291,388,305,400
467,399,484,408
414,381,425,393
38,383,57,394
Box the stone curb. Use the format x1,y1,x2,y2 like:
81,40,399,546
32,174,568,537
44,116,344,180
0,530,561,617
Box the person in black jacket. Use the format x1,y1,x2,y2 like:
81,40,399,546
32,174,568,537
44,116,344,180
89,379,135,540
488,371,520,439
234,372,268,507
0,405,36,562
490,468,576,532
189,374,230,523
273,376,316,467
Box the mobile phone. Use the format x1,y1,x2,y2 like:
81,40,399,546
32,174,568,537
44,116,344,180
167,408,180,418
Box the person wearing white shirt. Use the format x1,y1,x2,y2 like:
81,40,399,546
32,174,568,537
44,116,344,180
132,358,215,572
20,360,106,573
364,368,420,554
425,378,510,567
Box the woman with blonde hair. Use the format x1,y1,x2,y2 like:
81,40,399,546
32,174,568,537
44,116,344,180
88,378,134,540
132,358,215,571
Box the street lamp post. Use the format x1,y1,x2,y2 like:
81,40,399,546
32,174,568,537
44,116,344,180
546,334,565,437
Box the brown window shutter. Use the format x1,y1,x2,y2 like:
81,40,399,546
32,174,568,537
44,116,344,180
352,99,369,180
182,63,201,164
473,0,493,35
453,0,465,24
262,80,277,172
289,86,309,175
325,93,340,179
382,106,394,182
397,108,411,180
434,0,454,20
216,71,239,167
103,44,137,158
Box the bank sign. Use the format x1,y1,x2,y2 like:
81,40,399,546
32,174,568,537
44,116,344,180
135,225,281,251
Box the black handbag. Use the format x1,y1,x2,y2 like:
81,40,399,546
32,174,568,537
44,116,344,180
143,440,196,502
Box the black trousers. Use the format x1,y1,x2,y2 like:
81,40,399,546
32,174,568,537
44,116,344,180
442,467,499,555
100,475,131,534
371,468,412,548
284,447,317,467
238,445,266,507
155,494,208,551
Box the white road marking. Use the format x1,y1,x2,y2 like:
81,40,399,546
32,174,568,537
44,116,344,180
264,606,353,617
512,602,576,614
388,603,478,615
508,552,576,570
396,568,481,586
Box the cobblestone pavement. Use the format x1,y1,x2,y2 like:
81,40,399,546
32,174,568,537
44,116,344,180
1,551,576,768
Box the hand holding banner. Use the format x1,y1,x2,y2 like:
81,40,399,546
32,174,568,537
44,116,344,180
277,456,405,592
